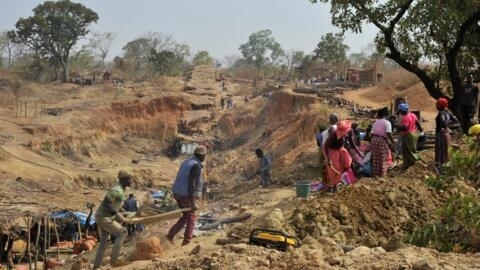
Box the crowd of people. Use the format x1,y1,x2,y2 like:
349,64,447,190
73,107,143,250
314,73,479,191
314,102,439,191
88,74,478,269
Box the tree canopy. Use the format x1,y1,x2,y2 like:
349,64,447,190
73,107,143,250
192,50,214,66
118,32,189,78
10,0,98,82
239,29,284,68
310,0,480,111
313,32,349,68
88,31,115,65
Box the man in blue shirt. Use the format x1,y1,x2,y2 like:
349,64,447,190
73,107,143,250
167,145,207,246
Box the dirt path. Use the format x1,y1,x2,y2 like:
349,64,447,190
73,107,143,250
342,85,437,130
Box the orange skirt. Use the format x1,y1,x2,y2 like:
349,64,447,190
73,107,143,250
325,147,352,186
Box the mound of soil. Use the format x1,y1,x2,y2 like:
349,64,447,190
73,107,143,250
289,174,446,250
133,236,163,260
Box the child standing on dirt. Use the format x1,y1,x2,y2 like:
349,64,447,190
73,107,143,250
123,193,141,236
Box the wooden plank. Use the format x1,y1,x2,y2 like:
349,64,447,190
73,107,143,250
126,208,192,225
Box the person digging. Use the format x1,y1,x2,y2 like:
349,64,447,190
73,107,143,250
92,170,133,269
167,145,207,246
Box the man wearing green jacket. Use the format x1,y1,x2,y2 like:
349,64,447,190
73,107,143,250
92,170,132,269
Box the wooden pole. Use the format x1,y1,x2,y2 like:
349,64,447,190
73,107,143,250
52,218,59,260
34,219,41,270
24,100,27,118
43,217,47,269
46,218,50,251
27,217,32,270
76,217,82,241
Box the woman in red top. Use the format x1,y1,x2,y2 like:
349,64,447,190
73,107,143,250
324,120,353,189
397,103,423,169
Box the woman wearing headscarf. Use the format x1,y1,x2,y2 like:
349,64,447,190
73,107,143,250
434,98,452,173
370,107,396,177
397,103,423,169
324,120,353,189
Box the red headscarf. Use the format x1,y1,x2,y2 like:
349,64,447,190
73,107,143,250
336,120,351,138
436,98,448,110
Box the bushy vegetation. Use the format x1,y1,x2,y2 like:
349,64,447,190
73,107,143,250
42,140,54,152
407,139,480,252
406,193,480,253
425,138,480,189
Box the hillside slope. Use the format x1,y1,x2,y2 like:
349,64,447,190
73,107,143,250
0,67,479,269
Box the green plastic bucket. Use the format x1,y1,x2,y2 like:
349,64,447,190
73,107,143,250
295,180,311,198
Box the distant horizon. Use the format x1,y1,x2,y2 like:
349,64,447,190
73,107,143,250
0,0,379,63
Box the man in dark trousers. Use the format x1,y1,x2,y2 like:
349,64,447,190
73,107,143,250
458,74,479,134
123,193,139,236
92,170,132,269
167,145,207,246
255,148,272,188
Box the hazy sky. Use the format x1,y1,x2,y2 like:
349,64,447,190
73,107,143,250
0,0,378,61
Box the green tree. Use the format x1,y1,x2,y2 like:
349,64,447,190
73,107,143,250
239,29,284,67
0,31,15,68
311,0,480,112
10,0,98,82
296,54,321,80
122,37,151,69
122,32,175,78
70,45,96,74
314,32,349,68
149,43,190,76
88,31,115,65
192,50,214,66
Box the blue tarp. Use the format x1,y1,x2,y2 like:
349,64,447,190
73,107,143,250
49,210,96,226
150,190,165,199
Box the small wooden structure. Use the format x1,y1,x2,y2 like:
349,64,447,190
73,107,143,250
15,98,47,118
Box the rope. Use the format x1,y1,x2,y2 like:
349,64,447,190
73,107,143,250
0,145,72,180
